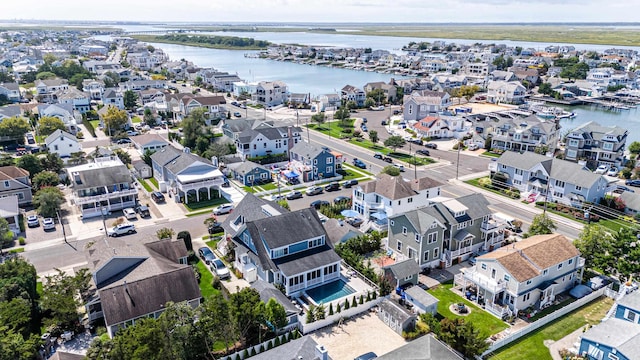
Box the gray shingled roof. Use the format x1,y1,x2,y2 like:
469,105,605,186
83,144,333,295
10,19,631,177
44,129,77,146
71,164,132,190
251,280,298,315
164,152,212,175
248,208,327,249
404,286,439,308
250,336,332,360
359,174,443,201
384,259,421,280
378,298,414,323
618,290,640,313
571,120,627,141
222,193,288,237
289,141,329,159
581,318,640,360
150,146,182,166
377,333,462,360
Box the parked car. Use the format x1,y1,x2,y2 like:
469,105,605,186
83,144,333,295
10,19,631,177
342,179,359,188
334,196,351,204
353,158,367,169
626,179,640,187
373,152,383,159
354,352,378,360
416,149,430,156
210,258,231,279
27,215,39,228
107,223,136,237
126,130,139,136
607,167,619,177
208,221,224,234
408,138,422,145
310,200,330,209
233,112,242,118
305,186,323,196
346,217,364,227
393,164,405,172
594,164,609,174
116,138,132,144
198,247,215,264
212,204,234,215
135,204,150,217
123,208,137,220
361,125,368,132
286,191,303,200
362,117,367,123
270,194,286,202
468,144,479,151
324,182,340,192
151,191,165,203
614,185,634,194
424,143,438,149
42,218,55,231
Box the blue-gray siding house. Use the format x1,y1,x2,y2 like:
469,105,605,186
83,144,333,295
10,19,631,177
226,161,272,186
579,290,640,359
289,142,337,182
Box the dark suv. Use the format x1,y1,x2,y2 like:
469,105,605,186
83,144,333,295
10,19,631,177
324,182,340,192
151,191,165,203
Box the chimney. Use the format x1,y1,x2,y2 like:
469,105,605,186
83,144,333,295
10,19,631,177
211,156,218,167
315,345,328,360
183,147,191,153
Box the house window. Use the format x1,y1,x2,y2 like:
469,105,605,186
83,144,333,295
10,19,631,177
433,248,439,259
481,264,487,270
397,241,402,251
390,220,394,226
526,280,532,285
326,157,333,164
423,250,430,261
408,247,416,259
603,142,614,151
427,232,437,244
568,139,579,147
608,354,619,360
415,234,420,242
326,166,333,174
3,181,8,188
404,275,412,281
554,180,565,188
504,274,510,282
625,310,637,323
408,197,413,203
543,269,548,275
575,186,582,191
491,269,496,279
515,169,523,175
558,263,563,270
568,258,573,265
54,145,59,150
402,226,407,235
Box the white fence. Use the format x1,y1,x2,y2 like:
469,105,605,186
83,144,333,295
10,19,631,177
218,331,298,360
482,286,609,357
299,295,387,334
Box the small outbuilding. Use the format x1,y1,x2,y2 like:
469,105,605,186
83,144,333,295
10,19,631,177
377,298,416,336
404,285,439,315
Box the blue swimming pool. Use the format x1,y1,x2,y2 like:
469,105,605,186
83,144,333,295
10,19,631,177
306,279,356,304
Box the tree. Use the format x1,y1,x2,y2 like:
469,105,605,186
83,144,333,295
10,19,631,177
381,165,401,177
102,71,120,88
0,116,30,141
453,85,481,100
265,298,287,332
37,116,66,137
36,71,57,80
311,112,326,125
156,227,175,240
383,135,406,151
41,268,91,330
176,231,192,252
32,171,59,190
41,153,64,173
16,155,42,179
334,107,350,124
143,149,155,167
438,318,489,358
181,108,207,150
102,106,128,136
199,293,238,355
114,149,131,165
143,108,156,126
123,90,138,110
369,130,378,144
230,287,263,346
574,225,614,275
628,141,640,154
525,213,556,237
0,217,14,250
33,187,65,218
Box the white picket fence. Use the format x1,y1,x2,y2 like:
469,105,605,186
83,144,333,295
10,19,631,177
482,285,610,357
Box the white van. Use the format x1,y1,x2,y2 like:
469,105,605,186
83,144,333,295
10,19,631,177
123,208,137,220
493,212,519,231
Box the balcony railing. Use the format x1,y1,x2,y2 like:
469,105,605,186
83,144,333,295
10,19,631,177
481,219,506,233
485,233,505,247
462,267,508,294
88,310,103,321
73,188,138,205
451,246,473,258
177,178,225,192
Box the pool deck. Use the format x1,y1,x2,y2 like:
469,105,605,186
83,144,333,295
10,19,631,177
302,269,375,309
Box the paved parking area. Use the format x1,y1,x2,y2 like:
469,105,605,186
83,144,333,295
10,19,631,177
311,312,407,360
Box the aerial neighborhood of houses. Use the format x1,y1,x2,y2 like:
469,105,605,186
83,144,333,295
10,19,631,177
2,24,640,360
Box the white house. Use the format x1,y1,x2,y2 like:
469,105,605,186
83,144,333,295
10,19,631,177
486,81,526,104
35,78,69,103
55,87,91,114
37,103,80,134
130,134,169,155
45,130,81,158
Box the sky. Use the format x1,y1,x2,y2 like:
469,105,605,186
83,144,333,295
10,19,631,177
1,0,639,24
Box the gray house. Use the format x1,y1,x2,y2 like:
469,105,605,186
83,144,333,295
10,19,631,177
388,193,500,269
493,151,611,207
0,166,32,206
377,298,416,336
564,121,628,169
383,259,422,289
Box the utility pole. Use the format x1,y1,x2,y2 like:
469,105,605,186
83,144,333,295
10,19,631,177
56,209,67,243
455,140,462,180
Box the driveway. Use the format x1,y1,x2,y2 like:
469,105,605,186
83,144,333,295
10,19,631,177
311,312,407,360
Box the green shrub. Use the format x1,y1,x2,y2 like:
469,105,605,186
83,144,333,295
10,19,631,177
18,237,25,245
352,296,358,308
328,303,334,316
344,299,350,310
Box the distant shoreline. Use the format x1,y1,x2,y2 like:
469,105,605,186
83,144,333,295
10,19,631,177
130,35,270,50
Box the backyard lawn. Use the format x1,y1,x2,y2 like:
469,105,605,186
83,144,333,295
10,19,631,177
428,283,508,337
489,296,613,360
195,259,220,299
183,197,229,212
389,152,435,166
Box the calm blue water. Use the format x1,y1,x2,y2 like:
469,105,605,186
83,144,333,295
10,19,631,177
306,279,355,304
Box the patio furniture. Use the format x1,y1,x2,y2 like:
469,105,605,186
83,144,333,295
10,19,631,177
61,331,74,342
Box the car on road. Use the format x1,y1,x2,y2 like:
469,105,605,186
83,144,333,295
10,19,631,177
373,152,383,159
334,196,351,204
594,164,609,174
310,200,330,209
393,164,405,172
324,182,340,192
626,179,640,187
306,186,323,196
381,120,387,126
212,204,234,215
416,149,430,156
607,167,619,177
424,143,438,149
361,125,368,132
210,258,231,279
354,352,378,360
233,112,242,117
286,190,303,200
42,218,55,231
270,194,286,202
116,138,132,144
107,223,136,237
353,159,367,169
383,156,393,163
198,247,215,264
231,101,239,106
342,179,359,188
27,215,39,228
151,191,165,203
362,117,367,123
408,138,422,145
207,221,224,234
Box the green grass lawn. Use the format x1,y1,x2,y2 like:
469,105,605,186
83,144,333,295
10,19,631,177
243,186,257,193
183,197,229,212
9,247,25,253
308,119,356,139
90,120,101,130
339,168,361,181
131,116,142,124
341,163,374,177
533,204,628,233
139,178,154,192
260,182,277,191
489,297,613,360
195,260,220,298
347,137,389,153
149,177,159,189
428,283,508,337
465,177,520,200
389,152,435,166
481,151,501,158
186,209,213,217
